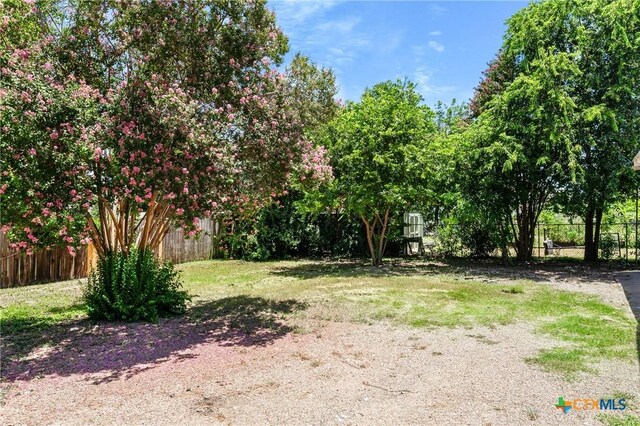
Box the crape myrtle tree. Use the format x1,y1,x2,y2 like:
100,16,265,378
218,53,336,260
1,0,326,254
0,0,101,254
1,0,329,317
317,80,436,266
469,50,517,119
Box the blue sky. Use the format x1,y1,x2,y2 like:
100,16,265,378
269,0,528,107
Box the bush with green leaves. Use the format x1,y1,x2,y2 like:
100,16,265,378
599,234,619,261
84,249,189,322
435,221,463,258
223,191,369,260
436,202,503,258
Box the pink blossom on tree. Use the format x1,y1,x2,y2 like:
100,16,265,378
0,0,329,258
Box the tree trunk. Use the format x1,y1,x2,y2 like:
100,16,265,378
499,215,510,265
584,206,597,261
514,204,538,262
87,195,171,260
516,233,533,261
593,208,603,261
361,215,378,266
515,209,531,261
361,209,390,267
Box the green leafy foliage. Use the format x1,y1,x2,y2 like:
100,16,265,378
84,249,189,322
504,0,640,261
599,233,619,261
1,0,319,260
224,192,367,260
459,47,580,261
456,0,640,262
285,53,339,137
316,79,437,265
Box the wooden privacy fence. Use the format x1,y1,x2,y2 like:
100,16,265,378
157,218,218,264
0,232,91,288
1,218,219,288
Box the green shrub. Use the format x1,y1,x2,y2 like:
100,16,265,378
83,248,189,322
600,234,619,260
436,218,500,258
222,192,368,260
436,221,463,257
459,224,500,258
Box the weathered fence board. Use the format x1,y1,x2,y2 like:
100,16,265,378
159,218,218,264
0,232,89,288
0,218,219,288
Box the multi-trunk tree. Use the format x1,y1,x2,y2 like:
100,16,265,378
317,80,436,266
1,0,326,260
462,49,580,261
470,0,640,261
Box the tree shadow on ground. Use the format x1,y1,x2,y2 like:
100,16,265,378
272,257,622,285
1,296,306,384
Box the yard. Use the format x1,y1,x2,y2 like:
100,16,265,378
1,259,639,425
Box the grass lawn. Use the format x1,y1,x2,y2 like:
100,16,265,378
2,259,637,379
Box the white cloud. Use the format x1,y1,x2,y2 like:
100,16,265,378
430,4,447,15
429,30,442,36
428,40,445,53
379,30,404,55
326,47,356,65
269,0,371,74
412,45,426,58
316,16,360,33
304,17,371,66
414,66,456,102
271,0,342,26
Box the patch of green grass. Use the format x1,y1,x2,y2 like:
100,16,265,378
2,259,637,378
502,286,524,294
1,303,85,336
1,281,87,363
1,279,86,337
539,315,636,359
181,260,639,375
597,413,640,426
526,348,591,376
525,292,636,374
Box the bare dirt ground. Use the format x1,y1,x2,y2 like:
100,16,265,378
1,264,639,426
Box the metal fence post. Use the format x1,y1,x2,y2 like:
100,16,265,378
633,188,640,263
625,222,629,261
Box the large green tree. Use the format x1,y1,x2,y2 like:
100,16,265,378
491,0,640,261
220,53,339,260
0,0,321,258
461,49,580,261
319,80,436,266
285,53,339,137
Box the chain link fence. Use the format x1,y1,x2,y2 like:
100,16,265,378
537,222,639,261
401,220,640,261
